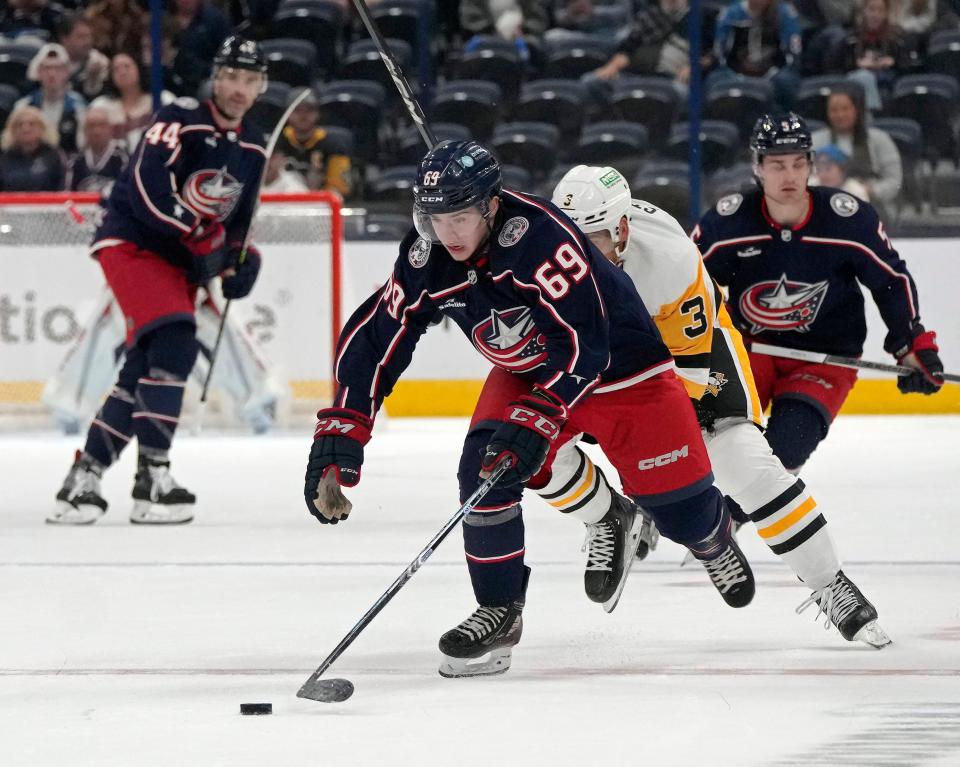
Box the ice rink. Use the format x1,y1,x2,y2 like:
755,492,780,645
2,415,959,767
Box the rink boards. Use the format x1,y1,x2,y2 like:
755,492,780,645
2,237,958,416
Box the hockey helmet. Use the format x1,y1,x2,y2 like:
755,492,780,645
750,112,813,162
213,36,268,91
552,165,632,252
412,140,502,242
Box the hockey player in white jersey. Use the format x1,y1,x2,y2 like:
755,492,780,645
547,165,890,648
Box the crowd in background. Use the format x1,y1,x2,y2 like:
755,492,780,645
1,0,959,218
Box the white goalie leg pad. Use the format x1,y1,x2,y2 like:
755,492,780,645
438,647,513,678
537,438,612,524
706,418,840,589
194,297,289,433
41,287,125,432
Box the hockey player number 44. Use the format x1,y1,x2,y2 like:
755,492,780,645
534,243,589,300
143,121,182,150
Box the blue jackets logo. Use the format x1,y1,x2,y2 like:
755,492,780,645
183,167,243,220
471,306,547,372
739,273,829,333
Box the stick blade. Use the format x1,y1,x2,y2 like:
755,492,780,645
297,677,354,703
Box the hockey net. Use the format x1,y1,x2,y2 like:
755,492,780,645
0,192,342,432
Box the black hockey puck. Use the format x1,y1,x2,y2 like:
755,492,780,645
240,703,272,715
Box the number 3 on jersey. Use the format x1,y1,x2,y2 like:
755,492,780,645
680,296,708,338
534,243,589,300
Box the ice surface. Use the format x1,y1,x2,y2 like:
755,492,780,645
2,416,959,766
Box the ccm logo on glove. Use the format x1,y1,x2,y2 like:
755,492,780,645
505,406,561,439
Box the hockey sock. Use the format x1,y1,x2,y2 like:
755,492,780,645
462,505,527,606
534,444,612,524
644,485,725,550
745,478,839,590
764,399,829,472
81,346,149,468
132,323,198,457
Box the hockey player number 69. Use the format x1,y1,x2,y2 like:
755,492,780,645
534,243,589,300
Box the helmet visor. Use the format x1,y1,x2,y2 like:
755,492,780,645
413,200,489,244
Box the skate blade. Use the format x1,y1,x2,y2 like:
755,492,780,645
438,647,512,678
634,516,659,561
853,620,892,649
603,511,646,613
46,501,104,525
130,501,194,525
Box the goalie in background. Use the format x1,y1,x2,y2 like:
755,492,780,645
49,35,269,526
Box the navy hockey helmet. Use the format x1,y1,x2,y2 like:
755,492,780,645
213,35,268,77
750,112,813,162
412,140,502,241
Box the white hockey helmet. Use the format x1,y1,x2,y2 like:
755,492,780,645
552,165,632,253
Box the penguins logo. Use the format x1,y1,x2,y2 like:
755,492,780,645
705,371,728,397
471,307,548,372
739,274,829,334
183,167,244,221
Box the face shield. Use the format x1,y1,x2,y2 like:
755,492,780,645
412,197,494,244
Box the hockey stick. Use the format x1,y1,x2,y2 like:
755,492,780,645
297,458,513,703
350,0,436,148
751,342,959,383
195,86,312,428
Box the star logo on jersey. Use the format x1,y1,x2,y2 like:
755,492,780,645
471,307,548,372
182,167,243,221
739,274,829,334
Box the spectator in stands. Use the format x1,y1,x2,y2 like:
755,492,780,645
812,143,871,199
549,0,632,37
261,149,309,194
583,0,710,108
827,0,915,111
277,90,352,198
84,0,146,59
709,0,803,109
0,0,64,42
66,104,126,193
58,14,110,101
167,0,231,96
893,0,960,37
15,43,86,155
811,86,902,207
0,105,65,191
460,0,548,49
91,53,173,153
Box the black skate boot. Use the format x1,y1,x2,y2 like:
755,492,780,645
796,570,891,648
438,568,529,678
48,451,108,525
130,456,196,524
583,493,645,612
690,506,756,608
634,507,660,561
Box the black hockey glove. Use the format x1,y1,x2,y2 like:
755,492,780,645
895,326,944,395
690,396,717,433
481,388,568,487
221,244,261,299
304,408,373,524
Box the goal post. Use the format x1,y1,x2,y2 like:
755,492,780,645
0,191,343,430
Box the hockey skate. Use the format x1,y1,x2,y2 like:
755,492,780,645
48,451,108,525
583,493,645,612
438,569,528,678
130,456,196,524
634,507,660,561
695,536,755,608
796,570,891,648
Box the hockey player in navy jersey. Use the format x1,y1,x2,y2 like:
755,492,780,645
694,113,944,476
50,36,269,526
304,140,757,678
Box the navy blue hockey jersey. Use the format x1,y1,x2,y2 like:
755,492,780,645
91,99,267,278
693,186,921,357
334,189,673,419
